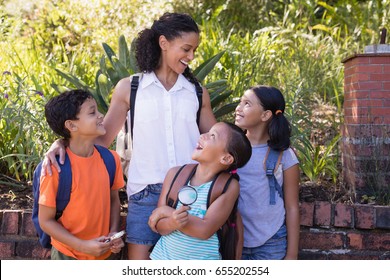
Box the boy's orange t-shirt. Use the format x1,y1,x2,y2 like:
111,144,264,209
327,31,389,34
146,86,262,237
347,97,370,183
39,147,125,260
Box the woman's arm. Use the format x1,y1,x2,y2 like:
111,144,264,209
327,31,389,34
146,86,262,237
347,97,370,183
198,87,217,134
42,77,131,175
283,164,300,260
96,77,131,147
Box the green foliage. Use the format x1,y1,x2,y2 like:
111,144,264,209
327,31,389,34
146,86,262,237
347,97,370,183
1,0,389,203
0,72,54,182
298,134,341,183
52,36,234,119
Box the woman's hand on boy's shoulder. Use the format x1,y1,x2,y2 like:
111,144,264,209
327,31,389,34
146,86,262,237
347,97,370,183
41,139,67,176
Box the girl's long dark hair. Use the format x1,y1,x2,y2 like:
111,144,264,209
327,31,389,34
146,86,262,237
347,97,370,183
217,199,239,260
218,122,251,259
251,85,291,151
135,12,199,84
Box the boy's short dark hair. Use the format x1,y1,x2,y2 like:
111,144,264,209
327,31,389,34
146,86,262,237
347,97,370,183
45,89,94,139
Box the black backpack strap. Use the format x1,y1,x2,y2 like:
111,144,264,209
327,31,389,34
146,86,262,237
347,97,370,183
206,171,233,208
194,81,203,126
166,164,197,208
129,75,140,142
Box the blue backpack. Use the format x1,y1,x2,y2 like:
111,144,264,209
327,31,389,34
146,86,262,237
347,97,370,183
265,147,284,205
32,145,116,248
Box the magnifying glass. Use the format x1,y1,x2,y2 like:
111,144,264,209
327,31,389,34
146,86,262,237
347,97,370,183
178,185,198,206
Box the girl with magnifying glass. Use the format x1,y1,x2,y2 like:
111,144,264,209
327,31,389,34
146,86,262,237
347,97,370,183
148,122,251,260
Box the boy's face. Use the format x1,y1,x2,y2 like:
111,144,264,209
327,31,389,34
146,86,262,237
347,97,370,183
69,97,105,138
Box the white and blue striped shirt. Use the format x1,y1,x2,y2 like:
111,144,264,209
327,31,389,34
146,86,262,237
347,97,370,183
150,181,221,260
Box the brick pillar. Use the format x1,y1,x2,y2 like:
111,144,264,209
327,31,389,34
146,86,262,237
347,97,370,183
341,43,390,198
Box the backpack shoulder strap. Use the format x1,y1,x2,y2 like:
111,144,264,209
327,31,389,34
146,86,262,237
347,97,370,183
207,172,234,208
166,164,197,208
264,147,284,205
129,73,142,141
55,153,72,219
95,145,116,188
194,81,203,126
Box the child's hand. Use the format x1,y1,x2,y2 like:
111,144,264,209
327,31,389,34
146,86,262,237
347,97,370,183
171,205,190,230
148,206,174,232
79,237,111,257
105,232,125,254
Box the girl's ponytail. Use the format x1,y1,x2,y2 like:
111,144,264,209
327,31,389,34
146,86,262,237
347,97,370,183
268,110,291,151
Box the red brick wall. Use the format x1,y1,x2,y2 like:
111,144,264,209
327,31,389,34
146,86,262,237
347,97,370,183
342,54,390,193
299,202,390,260
1,206,389,260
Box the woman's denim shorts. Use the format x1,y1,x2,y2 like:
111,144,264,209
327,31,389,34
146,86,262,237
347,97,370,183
241,223,287,260
126,184,162,246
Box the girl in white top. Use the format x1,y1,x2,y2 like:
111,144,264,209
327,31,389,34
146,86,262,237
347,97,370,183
148,122,252,260
41,13,217,260
235,85,300,260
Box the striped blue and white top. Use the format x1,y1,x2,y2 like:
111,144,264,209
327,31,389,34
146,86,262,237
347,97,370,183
150,181,221,260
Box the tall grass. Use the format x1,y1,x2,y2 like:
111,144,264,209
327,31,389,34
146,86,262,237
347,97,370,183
1,0,389,196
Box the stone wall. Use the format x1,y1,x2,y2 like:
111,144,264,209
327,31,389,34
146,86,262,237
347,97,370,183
1,204,389,260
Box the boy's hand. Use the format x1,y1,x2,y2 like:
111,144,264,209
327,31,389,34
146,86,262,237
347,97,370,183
41,139,66,176
105,232,125,254
79,237,111,257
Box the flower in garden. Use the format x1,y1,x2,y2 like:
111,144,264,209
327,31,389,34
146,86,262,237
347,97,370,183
4,93,9,99
32,90,43,97
35,91,44,97
2,71,11,75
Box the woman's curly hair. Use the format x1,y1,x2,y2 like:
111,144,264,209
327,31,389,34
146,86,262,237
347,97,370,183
135,12,200,84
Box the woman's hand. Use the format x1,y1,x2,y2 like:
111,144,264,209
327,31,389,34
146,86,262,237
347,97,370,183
41,139,67,176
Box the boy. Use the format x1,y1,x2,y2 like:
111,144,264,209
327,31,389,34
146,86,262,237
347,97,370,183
39,89,125,260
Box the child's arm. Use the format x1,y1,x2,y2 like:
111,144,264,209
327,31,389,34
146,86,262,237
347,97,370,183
149,167,191,235
38,205,111,257
179,179,240,240
109,189,121,233
235,211,244,259
283,164,300,260
108,189,124,253
198,87,217,133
